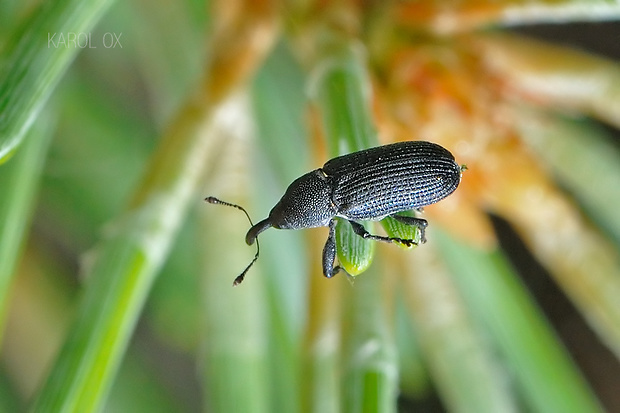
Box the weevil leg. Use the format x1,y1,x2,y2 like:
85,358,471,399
348,220,418,247
322,219,341,278
391,215,428,243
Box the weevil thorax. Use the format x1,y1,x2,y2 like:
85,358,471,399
269,169,336,230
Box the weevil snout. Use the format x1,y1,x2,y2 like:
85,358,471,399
245,219,271,245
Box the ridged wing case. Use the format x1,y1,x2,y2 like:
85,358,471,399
322,141,461,221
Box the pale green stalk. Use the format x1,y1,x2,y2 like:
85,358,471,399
0,0,115,162
400,239,517,413
472,32,620,363
30,0,278,409
437,230,605,413
125,0,207,123
4,240,183,412
0,113,53,340
300,40,368,413
473,33,620,129
313,41,377,275
105,350,190,413
253,45,309,413
0,369,20,412
198,93,269,413
343,267,398,413
302,270,343,413
30,95,223,413
311,37,398,413
31,37,267,413
393,297,430,399
516,109,620,246
398,0,620,34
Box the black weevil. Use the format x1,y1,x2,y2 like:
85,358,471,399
207,140,463,286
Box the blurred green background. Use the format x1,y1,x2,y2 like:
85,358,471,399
1,1,620,412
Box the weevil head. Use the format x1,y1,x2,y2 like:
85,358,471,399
260,169,337,234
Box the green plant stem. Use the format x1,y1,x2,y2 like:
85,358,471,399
314,46,376,156
473,33,620,129
516,110,620,246
311,36,398,412
437,230,605,413
396,1,620,33
30,92,223,413
302,267,343,413
313,40,377,275
30,0,278,409
400,241,516,412
0,0,115,162
199,95,269,413
343,267,398,413
393,297,430,399
0,113,53,340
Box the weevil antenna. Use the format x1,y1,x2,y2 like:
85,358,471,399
205,196,260,286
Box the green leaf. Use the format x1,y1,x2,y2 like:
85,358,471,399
336,219,375,277
0,113,53,338
400,241,517,412
343,265,398,413
437,230,605,413
198,95,270,413
0,0,115,161
516,111,620,246
473,33,620,128
380,212,423,250
312,39,378,276
31,85,239,413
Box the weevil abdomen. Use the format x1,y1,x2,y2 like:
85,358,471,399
323,141,461,220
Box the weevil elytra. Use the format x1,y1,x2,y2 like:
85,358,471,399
207,140,463,286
